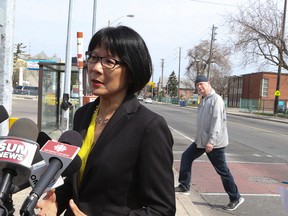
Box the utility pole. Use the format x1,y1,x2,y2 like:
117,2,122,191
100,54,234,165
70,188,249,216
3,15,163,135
161,59,164,96
151,66,154,98
273,0,287,116
177,47,181,102
0,0,15,135
207,25,217,79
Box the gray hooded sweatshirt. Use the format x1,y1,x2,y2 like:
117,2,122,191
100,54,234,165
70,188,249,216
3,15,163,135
195,89,229,149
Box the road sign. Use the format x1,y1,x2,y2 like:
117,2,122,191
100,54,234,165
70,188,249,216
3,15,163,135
274,90,281,97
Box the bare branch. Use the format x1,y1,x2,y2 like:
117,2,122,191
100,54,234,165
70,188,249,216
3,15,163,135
225,0,288,70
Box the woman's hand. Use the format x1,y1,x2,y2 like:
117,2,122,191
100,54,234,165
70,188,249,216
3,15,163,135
35,190,57,216
69,199,87,216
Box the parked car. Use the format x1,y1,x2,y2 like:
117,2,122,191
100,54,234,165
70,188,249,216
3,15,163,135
144,98,153,104
13,86,38,96
137,95,144,101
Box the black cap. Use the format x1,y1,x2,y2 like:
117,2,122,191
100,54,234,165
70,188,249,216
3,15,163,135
195,75,208,84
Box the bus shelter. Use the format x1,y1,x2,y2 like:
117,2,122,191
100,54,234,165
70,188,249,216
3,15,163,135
37,62,89,134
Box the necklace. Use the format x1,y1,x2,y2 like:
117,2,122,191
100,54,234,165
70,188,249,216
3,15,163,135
96,116,110,125
94,104,115,126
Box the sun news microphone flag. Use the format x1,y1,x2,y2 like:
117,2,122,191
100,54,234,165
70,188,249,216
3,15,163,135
0,118,39,187
0,118,39,213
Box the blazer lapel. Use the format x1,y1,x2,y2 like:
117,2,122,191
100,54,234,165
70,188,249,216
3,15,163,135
77,98,99,139
72,98,99,193
79,95,139,186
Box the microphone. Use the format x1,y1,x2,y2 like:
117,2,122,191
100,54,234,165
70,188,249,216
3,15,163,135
36,132,52,148
11,155,82,195
8,118,39,141
8,131,52,194
0,118,39,214
0,106,9,124
29,131,63,192
11,156,82,195
33,131,52,164
29,160,64,192
20,130,82,216
20,129,79,191
28,154,82,192
11,131,82,194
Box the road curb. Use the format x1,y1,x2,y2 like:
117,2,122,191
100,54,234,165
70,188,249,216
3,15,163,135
227,111,288,124
12,95,38,100
173,166,203,216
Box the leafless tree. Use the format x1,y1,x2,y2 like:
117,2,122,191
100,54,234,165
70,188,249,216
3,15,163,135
185,40,232,96
226,0,288,71
13,43,28,86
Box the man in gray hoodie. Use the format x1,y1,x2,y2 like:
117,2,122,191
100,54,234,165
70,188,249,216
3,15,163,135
175,75,244,211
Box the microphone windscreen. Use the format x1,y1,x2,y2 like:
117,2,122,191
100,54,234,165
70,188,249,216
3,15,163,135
58,130,83,147
8,118,39,141
33,132,52,164
62,155,82,176
0,105,9,123
37,131,52,148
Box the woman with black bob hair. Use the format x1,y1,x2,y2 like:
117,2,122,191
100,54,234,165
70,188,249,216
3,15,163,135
87,25,152,94
36,26,176,216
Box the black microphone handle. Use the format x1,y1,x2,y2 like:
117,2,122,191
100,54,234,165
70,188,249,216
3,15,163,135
0,205,8,216
20,159,62,216
0,169,16,205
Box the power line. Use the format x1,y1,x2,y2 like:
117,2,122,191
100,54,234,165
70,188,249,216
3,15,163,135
187,0,237,7
154,0,262,78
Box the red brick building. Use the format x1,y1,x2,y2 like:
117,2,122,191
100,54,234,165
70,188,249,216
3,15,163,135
228,72,288,111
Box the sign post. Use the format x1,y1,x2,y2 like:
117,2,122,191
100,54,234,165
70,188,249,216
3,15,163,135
77,32,84,107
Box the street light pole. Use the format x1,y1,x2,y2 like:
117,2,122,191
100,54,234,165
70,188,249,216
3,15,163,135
177,47,181,102
161,59,164,96
108,14,134,27
92,0,97,35
61,0,74,132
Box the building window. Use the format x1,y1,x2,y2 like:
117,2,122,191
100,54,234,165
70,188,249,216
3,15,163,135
260,78,268,97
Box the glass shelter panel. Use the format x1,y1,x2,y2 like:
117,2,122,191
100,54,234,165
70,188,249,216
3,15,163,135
38,62,84,136
41,69,60,132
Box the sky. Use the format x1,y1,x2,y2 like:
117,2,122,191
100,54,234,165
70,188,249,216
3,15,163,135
13,0,274,82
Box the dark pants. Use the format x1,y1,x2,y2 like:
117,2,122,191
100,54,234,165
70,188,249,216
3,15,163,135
178,142,240,201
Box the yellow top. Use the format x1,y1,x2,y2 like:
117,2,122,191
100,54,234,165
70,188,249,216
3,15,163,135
78,106,99,184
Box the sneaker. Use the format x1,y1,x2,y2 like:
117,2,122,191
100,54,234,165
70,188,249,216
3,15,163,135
223,197,245,211
175,185,190,195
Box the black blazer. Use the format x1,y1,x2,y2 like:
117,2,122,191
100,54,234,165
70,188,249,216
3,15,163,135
56,95,176,216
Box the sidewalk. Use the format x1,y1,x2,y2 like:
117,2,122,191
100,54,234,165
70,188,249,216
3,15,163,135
226,107,288,124
174,167,203,216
